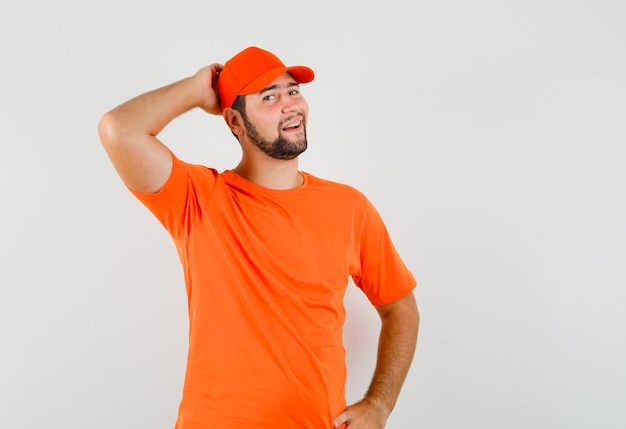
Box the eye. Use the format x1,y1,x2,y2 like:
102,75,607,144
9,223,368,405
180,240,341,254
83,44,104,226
289,89,300,96
263,94,277,101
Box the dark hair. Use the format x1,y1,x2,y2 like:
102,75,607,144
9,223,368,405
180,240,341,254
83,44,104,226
231,95,246,117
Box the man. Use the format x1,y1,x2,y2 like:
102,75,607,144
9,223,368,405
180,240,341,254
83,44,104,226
98,46,419,429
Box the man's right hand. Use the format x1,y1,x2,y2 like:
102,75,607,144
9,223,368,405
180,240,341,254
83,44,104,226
193,63,224,115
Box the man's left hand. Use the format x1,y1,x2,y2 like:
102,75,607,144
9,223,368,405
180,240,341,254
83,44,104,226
333,398,388,429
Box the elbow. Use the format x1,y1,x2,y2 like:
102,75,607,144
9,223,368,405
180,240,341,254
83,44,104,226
98,111,117,151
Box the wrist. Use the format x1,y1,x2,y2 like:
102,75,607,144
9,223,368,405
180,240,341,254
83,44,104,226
180,75,205,109
362,394,392,418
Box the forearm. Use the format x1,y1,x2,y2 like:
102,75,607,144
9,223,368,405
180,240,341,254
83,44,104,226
102,76,202,140
366,293,419,416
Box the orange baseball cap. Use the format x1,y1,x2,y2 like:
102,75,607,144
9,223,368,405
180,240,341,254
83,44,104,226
217,46,315,111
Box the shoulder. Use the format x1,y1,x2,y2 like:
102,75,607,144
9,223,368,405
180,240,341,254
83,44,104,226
301,173,376,218
302,172,368,200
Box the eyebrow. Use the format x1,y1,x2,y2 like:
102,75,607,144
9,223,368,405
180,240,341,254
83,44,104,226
259,82,300,95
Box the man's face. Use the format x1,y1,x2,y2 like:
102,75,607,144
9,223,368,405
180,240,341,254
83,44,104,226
241,73,309,160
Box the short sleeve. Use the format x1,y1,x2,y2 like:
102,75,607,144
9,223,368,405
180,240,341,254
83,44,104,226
352,198,417,306
129,151,220,239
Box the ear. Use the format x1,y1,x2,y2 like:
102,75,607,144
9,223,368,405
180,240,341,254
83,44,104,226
222,107,245,138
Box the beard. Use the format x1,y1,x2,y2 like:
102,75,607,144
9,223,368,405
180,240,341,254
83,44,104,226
243,114,308,160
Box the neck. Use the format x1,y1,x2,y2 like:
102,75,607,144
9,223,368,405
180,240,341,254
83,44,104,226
233,154,303,190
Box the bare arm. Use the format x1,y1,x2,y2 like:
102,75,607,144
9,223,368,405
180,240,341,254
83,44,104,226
334,291,419,428
98,63,223,193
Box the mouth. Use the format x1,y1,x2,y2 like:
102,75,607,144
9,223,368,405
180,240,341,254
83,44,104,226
281,116,305,132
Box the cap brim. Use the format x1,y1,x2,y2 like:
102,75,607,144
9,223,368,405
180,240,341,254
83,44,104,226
239,65,315,96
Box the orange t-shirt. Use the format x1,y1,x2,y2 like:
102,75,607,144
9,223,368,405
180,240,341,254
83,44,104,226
131,153,416,429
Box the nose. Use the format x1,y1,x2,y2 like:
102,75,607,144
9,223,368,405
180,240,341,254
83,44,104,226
281,94,298,113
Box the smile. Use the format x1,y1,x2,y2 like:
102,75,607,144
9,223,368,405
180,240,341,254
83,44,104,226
282,120,302,131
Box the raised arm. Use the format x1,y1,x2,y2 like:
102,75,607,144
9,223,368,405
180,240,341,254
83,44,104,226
334,291,419,428
98,63,223,193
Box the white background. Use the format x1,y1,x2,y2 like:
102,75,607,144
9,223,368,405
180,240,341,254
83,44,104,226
1,0,625,428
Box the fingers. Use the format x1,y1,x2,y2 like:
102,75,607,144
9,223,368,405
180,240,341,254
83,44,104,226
333,411,349,428
333,400,387,429
211,64,222,91
211,63,224,78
